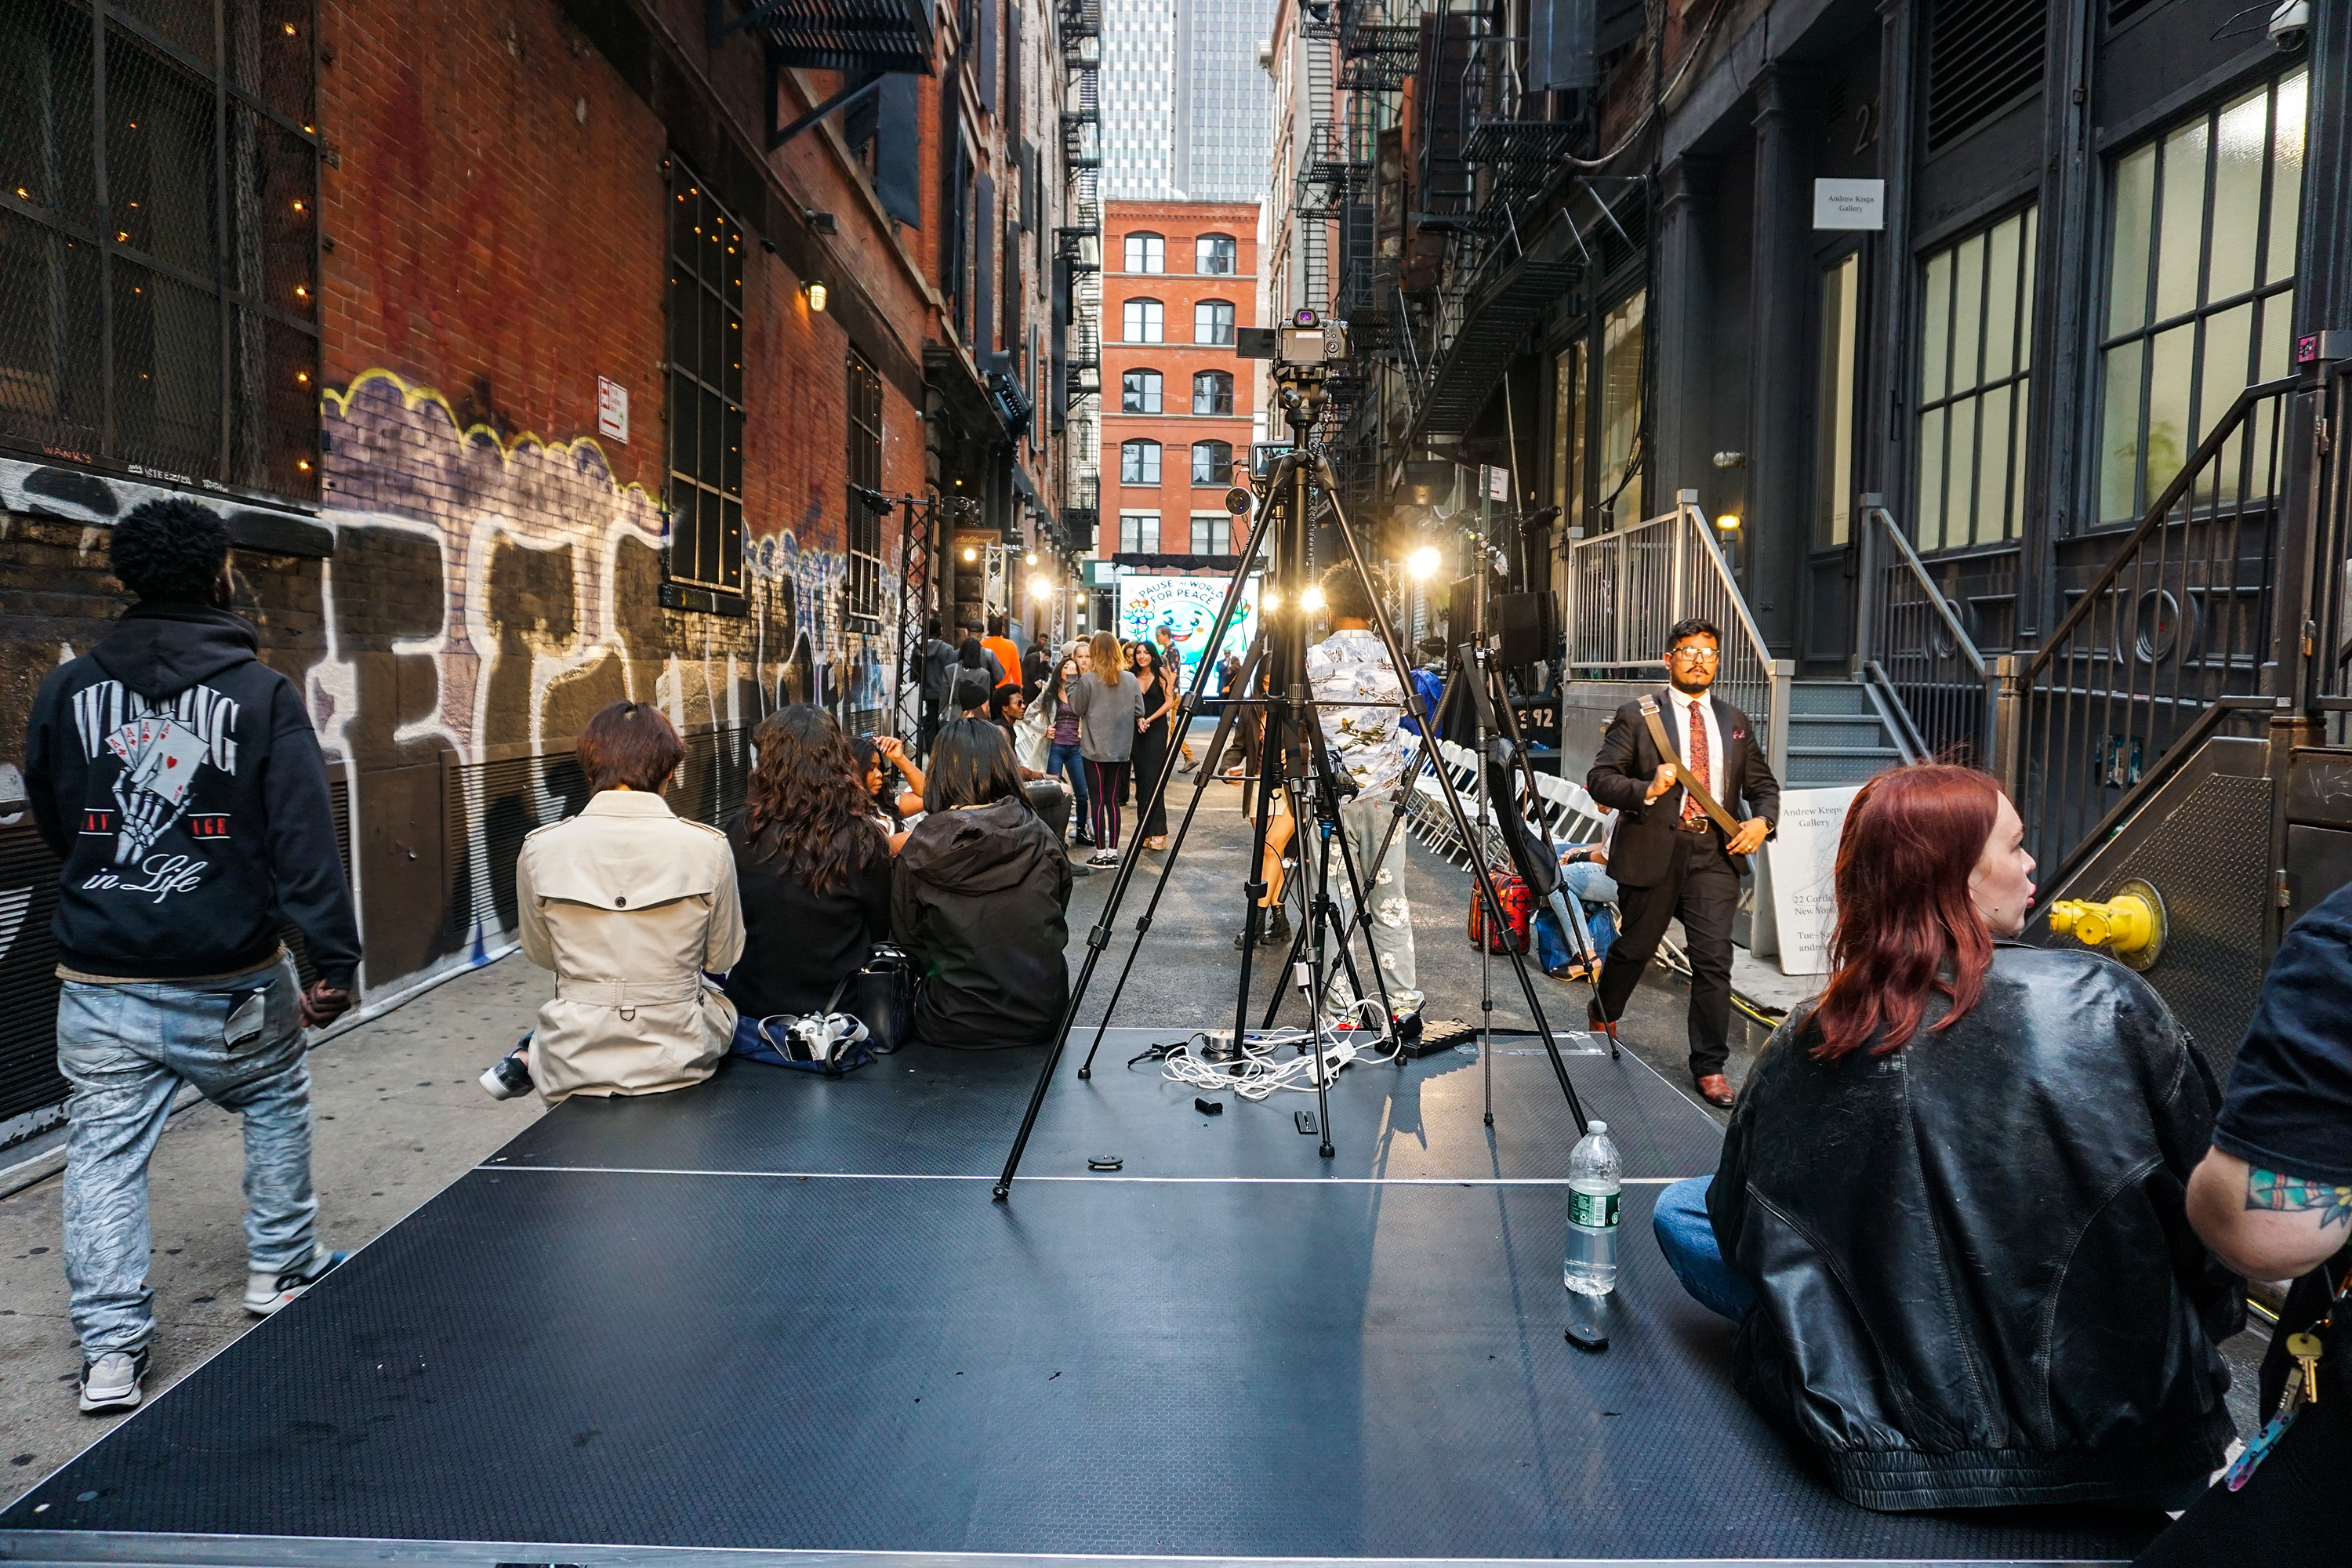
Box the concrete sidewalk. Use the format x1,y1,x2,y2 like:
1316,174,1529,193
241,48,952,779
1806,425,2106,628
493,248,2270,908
0,956,551,1505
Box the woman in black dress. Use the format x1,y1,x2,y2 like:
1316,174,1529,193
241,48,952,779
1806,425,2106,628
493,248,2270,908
1129,641,1178,849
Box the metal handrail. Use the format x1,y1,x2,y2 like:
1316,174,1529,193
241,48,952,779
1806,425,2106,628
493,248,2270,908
1562,499,1791,778
2020,375,2299,683
1859,503,1985,677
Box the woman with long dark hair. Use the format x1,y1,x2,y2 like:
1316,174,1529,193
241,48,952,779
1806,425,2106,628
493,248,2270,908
850,734,925,850
891,720,1072,1046
1128,640,1177,850
1067,630,1142,866
1653,764,2238,1513
723,706,894,1022
1039,649,1091,844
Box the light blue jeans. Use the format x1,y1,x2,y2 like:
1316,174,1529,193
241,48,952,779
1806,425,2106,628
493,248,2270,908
1653,1175,1757,1321
1047,740,1089,819
1536,860,1620,972
58,953,317,1356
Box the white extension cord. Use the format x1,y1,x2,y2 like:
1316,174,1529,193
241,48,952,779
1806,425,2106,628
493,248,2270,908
1156,1000,1399,1102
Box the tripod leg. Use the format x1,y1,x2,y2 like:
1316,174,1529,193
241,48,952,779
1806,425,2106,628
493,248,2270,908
996,526,1270,1198
1313,459,1589,1135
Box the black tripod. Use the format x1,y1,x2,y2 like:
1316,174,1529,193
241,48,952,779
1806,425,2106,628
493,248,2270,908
993,382,1589,1199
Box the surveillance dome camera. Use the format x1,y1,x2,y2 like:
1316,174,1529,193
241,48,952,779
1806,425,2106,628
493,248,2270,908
2269,0,2308,49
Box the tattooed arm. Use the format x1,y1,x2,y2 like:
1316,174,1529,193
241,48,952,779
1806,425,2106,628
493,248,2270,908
2186,1149,2352,1280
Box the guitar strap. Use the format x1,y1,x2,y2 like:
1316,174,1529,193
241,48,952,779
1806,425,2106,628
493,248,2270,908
1638,695,1744,837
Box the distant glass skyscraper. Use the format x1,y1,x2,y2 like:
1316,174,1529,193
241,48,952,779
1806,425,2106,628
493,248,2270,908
1102,0,1273,202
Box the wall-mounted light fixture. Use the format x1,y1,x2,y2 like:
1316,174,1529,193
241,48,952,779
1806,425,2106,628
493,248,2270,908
804,281,828,312
962,545,978,562
1715,513,1742,532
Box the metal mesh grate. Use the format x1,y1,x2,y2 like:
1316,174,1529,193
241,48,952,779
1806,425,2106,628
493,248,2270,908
0,2,319,499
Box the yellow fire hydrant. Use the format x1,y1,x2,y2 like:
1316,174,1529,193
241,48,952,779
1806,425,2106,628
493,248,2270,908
2046,879,2166,971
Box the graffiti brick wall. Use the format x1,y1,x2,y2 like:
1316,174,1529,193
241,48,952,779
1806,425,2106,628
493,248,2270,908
0,0,935,1149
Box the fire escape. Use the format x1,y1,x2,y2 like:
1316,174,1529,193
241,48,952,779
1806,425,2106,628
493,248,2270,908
1057,0,1102,550
1405,24,1584,445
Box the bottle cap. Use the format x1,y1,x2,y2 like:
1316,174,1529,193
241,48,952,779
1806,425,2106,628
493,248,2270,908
1588,1120,1607,1133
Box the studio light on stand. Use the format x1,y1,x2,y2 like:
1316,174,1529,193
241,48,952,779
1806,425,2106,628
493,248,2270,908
1406,546,1442,580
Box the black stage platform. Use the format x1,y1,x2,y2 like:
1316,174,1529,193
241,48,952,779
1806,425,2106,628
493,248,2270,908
1,1033,2164,1566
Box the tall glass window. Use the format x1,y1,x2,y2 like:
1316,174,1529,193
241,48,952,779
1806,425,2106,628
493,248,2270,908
1190,513,1231,553
2096,70,2304,522
668,168,746,591
1119,510,1160,551
1190,440,1232,485
1192,370,1233,414
1121,368,1163,412
1123,298,1163,343
1597,292,1645,528
1813,252,1862,549
1916,205,2036,551
1194,299,1236,345
1123,232,1164,272
1196,234,1237,274
1120,438,1161,485
1552,340,1585,535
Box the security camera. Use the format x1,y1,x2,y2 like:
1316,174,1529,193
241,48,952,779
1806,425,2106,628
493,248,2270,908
2270,0,2308,50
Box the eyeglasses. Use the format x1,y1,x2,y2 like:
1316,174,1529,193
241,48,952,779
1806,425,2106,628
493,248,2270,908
1669,647,1721,664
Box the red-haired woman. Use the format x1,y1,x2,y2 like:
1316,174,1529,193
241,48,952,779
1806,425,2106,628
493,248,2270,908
1653,764,2240,1513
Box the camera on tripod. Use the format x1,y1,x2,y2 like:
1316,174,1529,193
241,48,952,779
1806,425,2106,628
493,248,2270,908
1237,309,1349,376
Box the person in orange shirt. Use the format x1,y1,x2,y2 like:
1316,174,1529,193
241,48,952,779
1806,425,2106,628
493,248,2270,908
981,615,1022,691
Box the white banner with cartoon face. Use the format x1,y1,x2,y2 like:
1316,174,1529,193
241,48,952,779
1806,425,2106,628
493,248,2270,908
1116,572,1260,673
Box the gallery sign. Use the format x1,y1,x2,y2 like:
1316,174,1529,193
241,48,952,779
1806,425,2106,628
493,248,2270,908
1813,179,1885,230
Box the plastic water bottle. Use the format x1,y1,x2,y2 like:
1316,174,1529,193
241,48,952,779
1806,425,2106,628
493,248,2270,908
1563,1120,1621,1297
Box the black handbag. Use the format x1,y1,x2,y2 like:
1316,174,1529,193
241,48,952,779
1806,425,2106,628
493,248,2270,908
843,942,916,1054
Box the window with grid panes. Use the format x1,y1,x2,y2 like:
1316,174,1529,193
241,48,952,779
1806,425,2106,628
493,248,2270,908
845,349,884,622
0,0,322,498
1120,439,1160,485
1189,513,1229,554
1119,511,1160,552
1196,234,1236,275
1915,208,2036,551
1194,299,1235,345
2096,71,2305,524
1190,440,1232,485
1123,232,1163,272
666,168,746,593
1192,370,1232,414
1123,298,1163,343
1121,368,1162,412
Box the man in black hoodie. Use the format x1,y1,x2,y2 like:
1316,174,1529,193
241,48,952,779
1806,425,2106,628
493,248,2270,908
24,498,362,1414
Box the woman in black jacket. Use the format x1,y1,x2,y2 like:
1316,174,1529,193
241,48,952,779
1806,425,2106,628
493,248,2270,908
891,720,1073,1047
722,706,893,1023
1128,640,1178,849
1659,764,2238,1513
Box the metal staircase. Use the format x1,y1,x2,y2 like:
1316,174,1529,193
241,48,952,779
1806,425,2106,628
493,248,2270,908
1782,681,1908,787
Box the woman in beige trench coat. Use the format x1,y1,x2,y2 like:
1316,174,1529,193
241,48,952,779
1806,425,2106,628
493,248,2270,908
504,702,744,1105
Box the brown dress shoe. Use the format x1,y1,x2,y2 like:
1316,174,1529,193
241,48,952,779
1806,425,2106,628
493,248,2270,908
1693,1073,1737,1109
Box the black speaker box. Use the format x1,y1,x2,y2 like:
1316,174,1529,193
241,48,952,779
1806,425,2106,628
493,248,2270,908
1490,591,1558,668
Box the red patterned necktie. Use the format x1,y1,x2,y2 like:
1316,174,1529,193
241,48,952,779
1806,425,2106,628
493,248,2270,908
1682,699,1708,826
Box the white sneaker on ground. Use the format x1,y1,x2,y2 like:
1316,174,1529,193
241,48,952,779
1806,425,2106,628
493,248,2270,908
1088,849,1120,866
244,1245,347,1316
78,1348,147,1414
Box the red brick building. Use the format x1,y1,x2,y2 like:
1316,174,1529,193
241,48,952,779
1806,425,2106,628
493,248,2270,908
1099,201,1258,564
0,0,1080,1150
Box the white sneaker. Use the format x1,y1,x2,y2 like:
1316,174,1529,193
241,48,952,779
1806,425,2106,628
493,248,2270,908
78,1348,147,1414
244,1245,346,1316
479,1041,534,1100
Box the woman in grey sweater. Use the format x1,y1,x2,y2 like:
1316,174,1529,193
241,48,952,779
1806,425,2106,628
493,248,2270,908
1069,630,1143,866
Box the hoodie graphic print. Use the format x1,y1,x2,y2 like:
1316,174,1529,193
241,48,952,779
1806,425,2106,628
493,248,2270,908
25,602,361,988
71,681,241,877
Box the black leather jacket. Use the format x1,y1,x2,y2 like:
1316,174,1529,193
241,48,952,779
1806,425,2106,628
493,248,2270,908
1708,945,2241,1512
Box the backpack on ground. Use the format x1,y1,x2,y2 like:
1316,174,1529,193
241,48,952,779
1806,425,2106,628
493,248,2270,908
1466,866,1533,954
